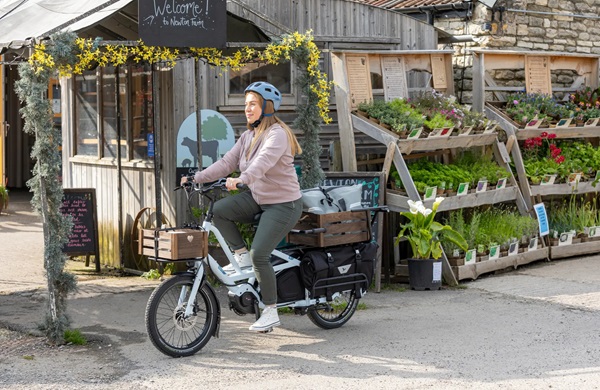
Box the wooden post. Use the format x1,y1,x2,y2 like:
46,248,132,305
330,52,358,172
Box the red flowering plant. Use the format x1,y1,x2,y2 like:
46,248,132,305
521,132,566,184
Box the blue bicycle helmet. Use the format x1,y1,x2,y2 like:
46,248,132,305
244,82,282,113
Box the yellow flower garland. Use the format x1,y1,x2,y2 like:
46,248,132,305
29,31,331,123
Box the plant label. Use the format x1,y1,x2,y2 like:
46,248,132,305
465,249,476,265
456,182,469,196
489,245,500,260
432,261,442,282
458,126,473,136
525,119,541,129
483,122,498,133
440,127,453,137
476,180,487,193
589,226,600,238
508,241,519,256
407,127,423,139
528,237,538,251
584,118,599,127
533,202,550,237
496,177,507,189
568,173,581,186
555,118,572,128
424,186,437,201
558,232,573,246
540,174,557,185
428,128,443,138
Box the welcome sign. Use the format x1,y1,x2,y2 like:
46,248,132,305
139,0,227,48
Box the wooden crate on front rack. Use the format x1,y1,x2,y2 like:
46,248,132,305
288,210,371,247
139,228,208,260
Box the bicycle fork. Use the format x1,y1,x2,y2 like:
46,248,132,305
181,261,206,318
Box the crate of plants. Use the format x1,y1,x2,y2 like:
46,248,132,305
139,227,208,260
288,210,372,247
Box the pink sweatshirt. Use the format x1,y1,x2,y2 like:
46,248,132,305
194,124,301,205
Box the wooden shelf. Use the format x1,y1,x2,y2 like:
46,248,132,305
351,113,499,153
530,181,600,196
453,247,549,281
394,247,549,280
549,239,600,260
516,127,600,140
386,186,520,213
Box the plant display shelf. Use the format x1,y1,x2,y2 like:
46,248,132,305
549,239,600,260
485,102,600,140
352,112,534,284
451,247,549,281
352,113,528,215
386,186,522,213
485,102,600,203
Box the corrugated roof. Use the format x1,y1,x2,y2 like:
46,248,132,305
352,0,470,10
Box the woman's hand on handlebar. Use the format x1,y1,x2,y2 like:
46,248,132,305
225,177,244,191
180,174,195,187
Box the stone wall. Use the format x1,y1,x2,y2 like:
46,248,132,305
436,0,600,104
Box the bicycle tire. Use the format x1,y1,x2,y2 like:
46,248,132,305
145,275,218,357
306,289,360,329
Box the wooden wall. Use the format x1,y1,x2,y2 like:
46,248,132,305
60,1,439,270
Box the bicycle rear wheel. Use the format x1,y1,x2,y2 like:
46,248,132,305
307,289,359,329
145,274,218,357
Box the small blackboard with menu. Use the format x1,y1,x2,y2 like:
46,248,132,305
138,0,227,48
60,188,100,271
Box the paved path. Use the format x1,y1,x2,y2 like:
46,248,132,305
1,189,600,389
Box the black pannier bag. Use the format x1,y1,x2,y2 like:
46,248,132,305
276,267,306,304
300,241,378,300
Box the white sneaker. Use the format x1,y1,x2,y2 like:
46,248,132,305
223,252,252,272
249,306,280,331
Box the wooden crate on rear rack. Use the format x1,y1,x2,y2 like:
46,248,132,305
288,210,371,247
139,228,208,260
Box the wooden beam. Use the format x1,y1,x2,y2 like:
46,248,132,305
330,52,358,171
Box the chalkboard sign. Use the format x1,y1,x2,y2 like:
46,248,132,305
322,172,386,293
321,172,385,242
60,189,100,271
139,0,227,48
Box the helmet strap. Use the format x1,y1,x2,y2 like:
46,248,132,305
250,114,263,128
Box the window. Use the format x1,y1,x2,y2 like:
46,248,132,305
227,62,293,106
74,64,154,160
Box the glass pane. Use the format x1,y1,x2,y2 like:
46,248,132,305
229,62,291,94
130,64,154,160
75,71,98,156
102,66,127,159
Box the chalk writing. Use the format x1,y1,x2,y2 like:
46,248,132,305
60,189,98,254
139,0,226,48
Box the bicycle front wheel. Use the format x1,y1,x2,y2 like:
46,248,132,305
307,289,360,329
145,274,218,357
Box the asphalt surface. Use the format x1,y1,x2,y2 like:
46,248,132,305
1,188,600,389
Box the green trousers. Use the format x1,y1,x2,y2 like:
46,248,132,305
213,191,303,305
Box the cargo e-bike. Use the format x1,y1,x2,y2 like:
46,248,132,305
144,178,387,357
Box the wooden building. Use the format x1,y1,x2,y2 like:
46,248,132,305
0,0,442,270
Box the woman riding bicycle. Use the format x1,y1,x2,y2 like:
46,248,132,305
181,81,303,332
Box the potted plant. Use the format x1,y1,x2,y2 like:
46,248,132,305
0,184,8,215
396,197,468,290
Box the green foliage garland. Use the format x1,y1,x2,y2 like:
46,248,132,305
14,31,77,344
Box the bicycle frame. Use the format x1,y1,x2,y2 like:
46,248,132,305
180,182,328,320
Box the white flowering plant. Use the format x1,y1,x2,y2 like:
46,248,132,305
396,197,468,260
